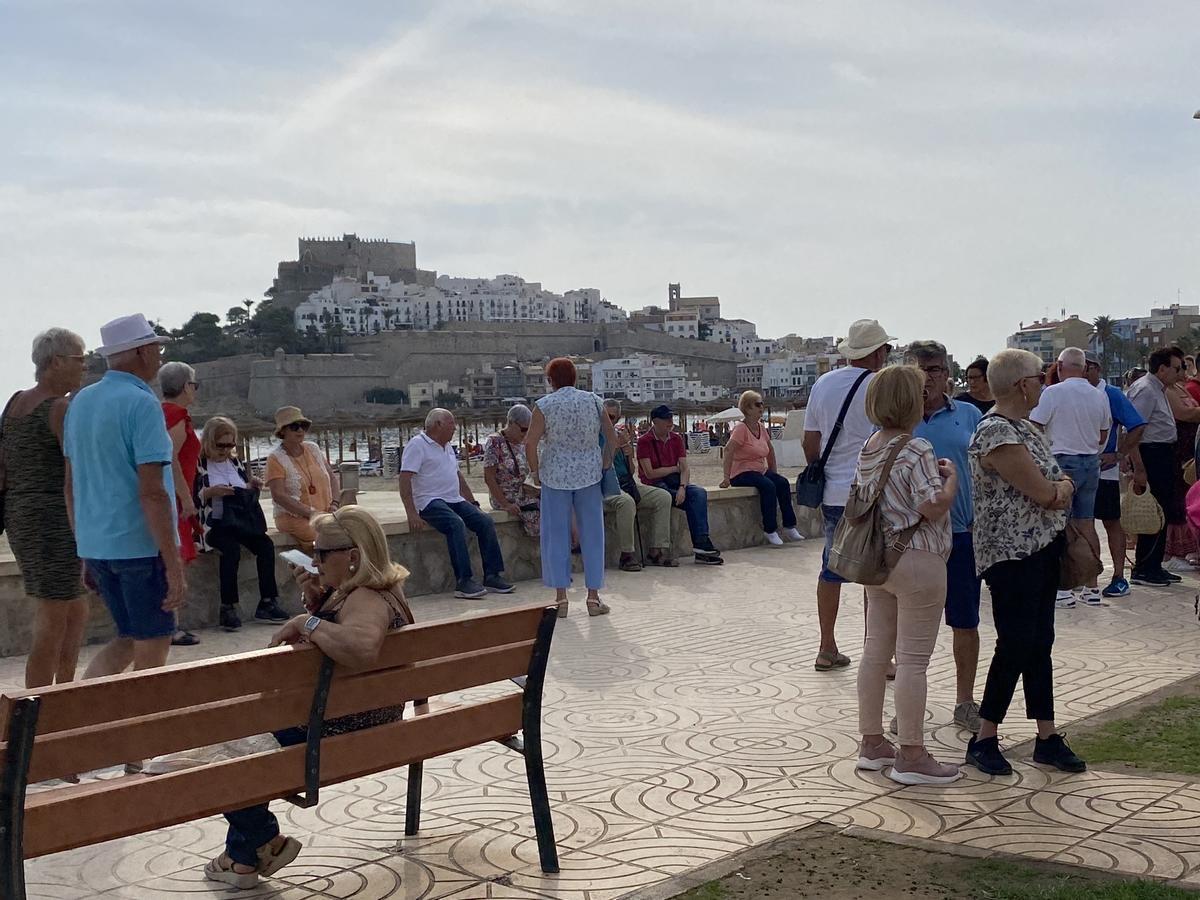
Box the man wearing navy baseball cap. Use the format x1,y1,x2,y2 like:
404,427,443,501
636,405,723,565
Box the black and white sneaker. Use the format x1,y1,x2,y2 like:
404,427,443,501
694,552,724,566
483,575,515,594
1131,570,1173,587
219,606,242,631
693,538,722,558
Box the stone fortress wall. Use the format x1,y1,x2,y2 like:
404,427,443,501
207,323,743,415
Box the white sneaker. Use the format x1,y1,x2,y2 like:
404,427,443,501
764,531,785,547
1055,590,1077,609
782,527,805,542
1163,557,1195,573
1079,588,1103,606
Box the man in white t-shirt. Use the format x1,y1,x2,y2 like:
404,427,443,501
1030,347,1110,607
802,318,896,672
399,408,514,600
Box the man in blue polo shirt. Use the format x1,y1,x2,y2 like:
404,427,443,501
64,314,185,678
908,341,983,734
1085,355,1146,598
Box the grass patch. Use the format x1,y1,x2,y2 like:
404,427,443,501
675,884,728,900
1070,695,1200,776
961,858,1195,898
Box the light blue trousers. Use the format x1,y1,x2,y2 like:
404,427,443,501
540,481,605,590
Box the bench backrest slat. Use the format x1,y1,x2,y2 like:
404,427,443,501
0,604,547,738
23,693,523,859
19,640,535,784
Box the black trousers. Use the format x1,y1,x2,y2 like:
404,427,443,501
979,533,1064,725
206,524,279,608
1134,442,1178,576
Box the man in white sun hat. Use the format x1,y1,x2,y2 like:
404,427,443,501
802,318,896,672
64,314,185,683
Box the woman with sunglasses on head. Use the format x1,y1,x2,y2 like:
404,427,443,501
483,404,541,538
265,406,340,552
205,505,414,889
965,349,1084,778
720,390,804,547
195,416,288,631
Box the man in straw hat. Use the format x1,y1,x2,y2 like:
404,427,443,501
802,318,895,672
64,314,185,680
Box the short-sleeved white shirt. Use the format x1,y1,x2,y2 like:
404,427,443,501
401,432,464,512
803,366,875,506
1029,377,1111,456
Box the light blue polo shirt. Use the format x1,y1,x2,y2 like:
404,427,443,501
913,395,981,534
64,370,175,559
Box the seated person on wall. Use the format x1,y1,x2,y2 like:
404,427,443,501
637,405,723,566
399,408,515,600
603,399,676,569
265,406,341,553
720,389,805,547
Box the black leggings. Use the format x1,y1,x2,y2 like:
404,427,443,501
1134,442,1178,575
206,525,278,608
979,534,1064,725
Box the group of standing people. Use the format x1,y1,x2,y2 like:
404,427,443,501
807,320,1098,786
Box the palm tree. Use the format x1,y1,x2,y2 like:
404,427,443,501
1092,315,1115,378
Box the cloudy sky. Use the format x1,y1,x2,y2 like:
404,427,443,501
2,1,1198,394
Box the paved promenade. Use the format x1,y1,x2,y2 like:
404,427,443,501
14,539,1200,898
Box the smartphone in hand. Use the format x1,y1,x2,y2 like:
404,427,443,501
280,549,317,573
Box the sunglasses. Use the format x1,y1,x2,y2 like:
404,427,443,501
313,544,354,562
286,422,310,432
215,442,236,450
518,425,529,433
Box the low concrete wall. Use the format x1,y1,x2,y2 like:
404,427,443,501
0,487,823,658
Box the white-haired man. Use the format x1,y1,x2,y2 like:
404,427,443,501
400,408,514,599
64,314,185,680
1030,347,1110,607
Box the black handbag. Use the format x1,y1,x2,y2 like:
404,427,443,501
218,487,269,537
0,392,21,537
795,370,871,509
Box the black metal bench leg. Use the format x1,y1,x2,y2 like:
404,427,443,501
522,608,559,874
523,739,559,873
0,696,40,900
405,762,423,836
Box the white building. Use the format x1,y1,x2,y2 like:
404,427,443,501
295,272,628,335
705,318,759,354
761,352,840,399
592,354,726,404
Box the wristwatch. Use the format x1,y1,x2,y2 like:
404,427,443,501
302,615,322,636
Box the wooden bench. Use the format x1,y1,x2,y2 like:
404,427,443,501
0,603,560,899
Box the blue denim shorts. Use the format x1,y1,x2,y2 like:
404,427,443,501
1055,453,1100,519
85,556,176,640
819,504,847,584
945,532,982,629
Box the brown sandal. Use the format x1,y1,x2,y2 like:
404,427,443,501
814,650,851,671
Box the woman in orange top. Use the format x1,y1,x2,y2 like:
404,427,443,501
720,390,804,546
264,406,341,551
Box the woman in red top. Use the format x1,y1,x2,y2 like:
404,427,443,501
720,390,804,546
160,362,202,646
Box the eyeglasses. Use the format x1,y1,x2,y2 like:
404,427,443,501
57,354,86,361
518,425,529,433
138,344,166,357
286,422,309,432
313,545,354,562
920,366,948,376
1017,373,1046,386
215,442,236,450
753,402,764,408
966,373,985,381
187,381,200,389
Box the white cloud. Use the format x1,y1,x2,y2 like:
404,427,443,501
2,0,1199,394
